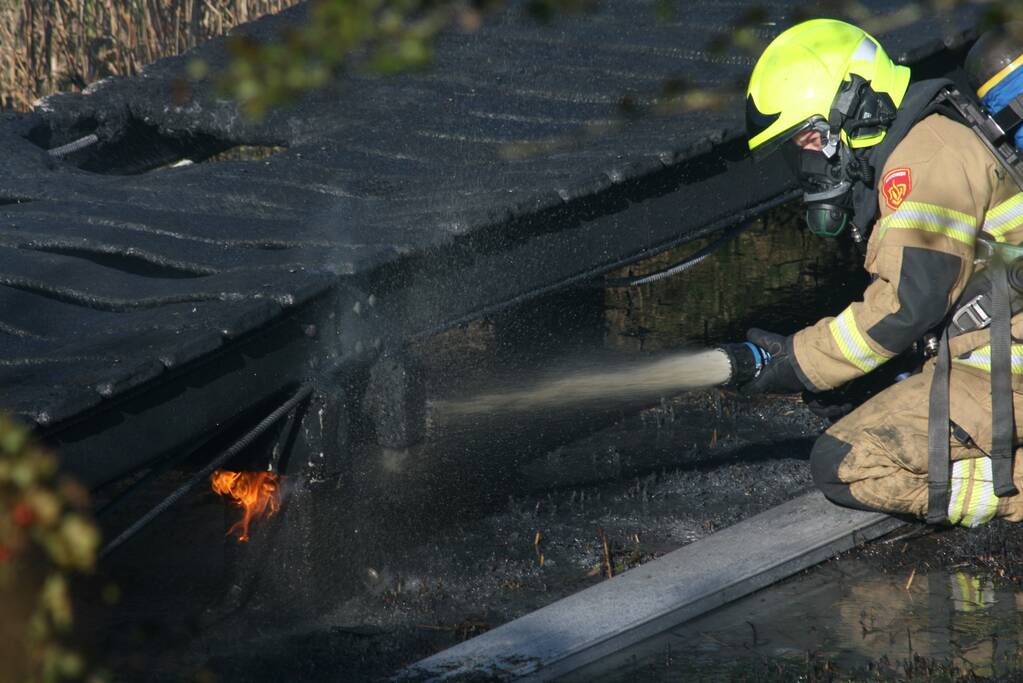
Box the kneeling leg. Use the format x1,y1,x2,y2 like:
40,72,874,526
809,367,1023,525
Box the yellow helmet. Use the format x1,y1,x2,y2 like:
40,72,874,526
746,19,911,156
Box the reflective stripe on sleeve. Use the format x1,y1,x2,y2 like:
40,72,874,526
877,201,977,246
827,308,887,373
983,192,1023,241
951,343,1023,374
947,457,999,527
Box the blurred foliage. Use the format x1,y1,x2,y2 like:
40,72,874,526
4,0,1023,117
206,0,1023,119
0,416,103,683
200,0,597,116
700,0,1023,71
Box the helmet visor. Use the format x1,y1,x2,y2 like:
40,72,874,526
749,116,828,161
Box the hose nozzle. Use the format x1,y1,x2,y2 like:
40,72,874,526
717,342,771,387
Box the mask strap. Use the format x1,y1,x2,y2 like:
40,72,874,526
831,74,898,144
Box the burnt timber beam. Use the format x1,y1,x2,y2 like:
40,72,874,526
375,139,798,341
0,1,984,487
36,284,382,489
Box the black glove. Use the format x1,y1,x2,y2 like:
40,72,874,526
739,328,807,395
802,389,854,421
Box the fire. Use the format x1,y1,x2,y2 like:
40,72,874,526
210,469,281,542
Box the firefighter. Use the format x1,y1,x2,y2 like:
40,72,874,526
734,19,1023,526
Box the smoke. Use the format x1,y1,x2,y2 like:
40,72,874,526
432,348,732,418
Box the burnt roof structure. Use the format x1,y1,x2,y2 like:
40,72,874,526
0,1,982,487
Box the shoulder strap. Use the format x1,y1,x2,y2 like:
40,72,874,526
925,82,1023,523
937,87,1023,191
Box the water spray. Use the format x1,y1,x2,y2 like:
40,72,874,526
372,343,776,491
433,343,771,420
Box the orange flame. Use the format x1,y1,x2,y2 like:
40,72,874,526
210,469,281,542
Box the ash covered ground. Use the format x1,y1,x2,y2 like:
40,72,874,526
86,388,826,682
88,379,1023,683
80,211,1023,682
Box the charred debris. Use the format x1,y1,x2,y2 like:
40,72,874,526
0,1,997,680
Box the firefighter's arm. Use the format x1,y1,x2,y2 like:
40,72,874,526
791,148,982,391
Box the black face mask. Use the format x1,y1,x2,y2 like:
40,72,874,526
784,145,853,237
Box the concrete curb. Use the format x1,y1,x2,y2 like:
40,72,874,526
398,491,904,681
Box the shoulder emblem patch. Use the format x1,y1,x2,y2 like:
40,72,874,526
882,167,912,211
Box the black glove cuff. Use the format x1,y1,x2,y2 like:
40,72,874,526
741,357,805,395
785,335,820,393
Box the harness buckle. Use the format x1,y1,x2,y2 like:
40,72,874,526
952,294,993,334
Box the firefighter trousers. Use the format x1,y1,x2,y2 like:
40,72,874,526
810,363,1023,525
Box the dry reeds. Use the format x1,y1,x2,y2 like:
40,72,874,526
0,0,300,111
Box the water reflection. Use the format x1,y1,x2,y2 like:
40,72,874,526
417,207,864,377
563,559,1023,681
604,208,865,351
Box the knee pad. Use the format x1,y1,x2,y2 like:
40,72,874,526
810,434,876,511
810,434,850,489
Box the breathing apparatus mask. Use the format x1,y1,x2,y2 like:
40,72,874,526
782,75,897,238
782,119,850,237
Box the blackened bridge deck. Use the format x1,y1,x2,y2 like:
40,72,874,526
0,1,980,486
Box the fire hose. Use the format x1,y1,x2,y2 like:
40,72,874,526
716,341,772,386
604,189,802,288
47,133,99,158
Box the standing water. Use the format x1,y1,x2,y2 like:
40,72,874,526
563,549,1023,681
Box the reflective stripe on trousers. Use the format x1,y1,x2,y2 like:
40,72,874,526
947,457,999,526
948,343,1023,525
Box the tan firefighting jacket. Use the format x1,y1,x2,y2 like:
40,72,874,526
791,113,1023,391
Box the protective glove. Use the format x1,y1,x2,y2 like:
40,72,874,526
802,389,854,421
720,328,808,395
741,328,807,395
